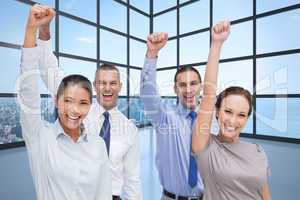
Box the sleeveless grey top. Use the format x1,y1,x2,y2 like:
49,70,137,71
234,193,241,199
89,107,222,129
195,135,270,200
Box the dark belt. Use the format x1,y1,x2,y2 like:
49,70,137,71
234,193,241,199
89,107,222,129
163,189,203,200
112,195,121,200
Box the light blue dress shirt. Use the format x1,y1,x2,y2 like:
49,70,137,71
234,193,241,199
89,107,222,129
140,58,204,196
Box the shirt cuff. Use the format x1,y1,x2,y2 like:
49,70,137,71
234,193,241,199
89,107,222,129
143,57,157,71
37,38,53,52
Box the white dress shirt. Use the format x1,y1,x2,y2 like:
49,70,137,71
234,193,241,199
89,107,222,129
19,46,111,200
37,39,142,200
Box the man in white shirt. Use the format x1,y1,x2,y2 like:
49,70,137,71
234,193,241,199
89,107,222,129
36,5,142,200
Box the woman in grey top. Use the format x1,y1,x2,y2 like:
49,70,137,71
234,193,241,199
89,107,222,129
191,22,271,200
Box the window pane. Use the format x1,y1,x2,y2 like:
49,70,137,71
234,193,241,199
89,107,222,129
130,0,149,13
60,0,96,22
153,11,177,38
36,0,54,6
199,60,253,93
117,67,128,96
59,57,97,84
154,0,176,14
100,0,127,33
129,98,151,125
257,54,300,94
129,69,141,96
0,97,22,144
180,0,209,34
257,9,300,54
220,21,253,59
130,10,149,40
256,98,300,139
180,32,210,65
213,0,252,23
257,0,300,14
41,97,56,123
157,39,177,68
157,69,176,96
0,1,29,45
100,30,127,64
130,39,147,67
0,47,20,93
60,16,96,58
117,97,127,116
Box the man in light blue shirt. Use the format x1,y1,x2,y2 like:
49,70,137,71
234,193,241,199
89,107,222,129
140,28,228,200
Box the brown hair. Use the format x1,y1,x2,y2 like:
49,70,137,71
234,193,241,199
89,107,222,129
174,66,202,83
215,86,252,117
95,63,120,80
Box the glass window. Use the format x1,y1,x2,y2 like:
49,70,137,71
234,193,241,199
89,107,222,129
59,57,97,85
257,0,300,14
180,0,209,34
153,0,176,14
256,98,300,139
213,0,252,23
153,11,177,38
243,114,253,134
129,69,141,96
257,9,300,54
220,21,253,59
60,0,96,22
0,47,20,93
157,39,177,68
117,97,128,117
0,97,22,144
41,97,56,123
36,0,55,7
100,0,127,33
60,16,97,59
0,1,29,45
130,0,149,13
129,98,151,125
117,67,128,96
180,32,210,65
157,69,176,96
130,39,147,67
130,10,149,40
256,54,300,95
100,29,127,64
198,60,253,94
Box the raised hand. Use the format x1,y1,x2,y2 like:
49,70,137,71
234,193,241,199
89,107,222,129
24,4,55,48
27,4,55,29
211,21,230,44
146,32,168,58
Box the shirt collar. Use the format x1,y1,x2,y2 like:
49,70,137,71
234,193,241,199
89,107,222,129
177,103,199,119
96,103,118,116
54,120,88,142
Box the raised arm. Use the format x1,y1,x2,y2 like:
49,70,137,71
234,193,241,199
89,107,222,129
140,32,169,123
192,21,230,154
19,5,52,143
37,6,64,97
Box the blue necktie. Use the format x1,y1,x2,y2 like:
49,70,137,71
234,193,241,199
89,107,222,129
188,111,198,188
100,111,110,155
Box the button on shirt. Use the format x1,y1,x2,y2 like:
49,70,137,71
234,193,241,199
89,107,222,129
37,39,142,200
140,58,204,196
19,47,111,200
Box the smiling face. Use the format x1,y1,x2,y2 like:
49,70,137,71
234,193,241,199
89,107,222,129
56,84,91,137
216,94,250,142
93,69,122,110
174,70,202,110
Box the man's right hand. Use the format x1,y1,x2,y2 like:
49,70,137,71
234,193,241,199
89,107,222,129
146,32,168,58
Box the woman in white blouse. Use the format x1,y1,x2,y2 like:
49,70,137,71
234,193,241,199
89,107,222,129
18,4,111,200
